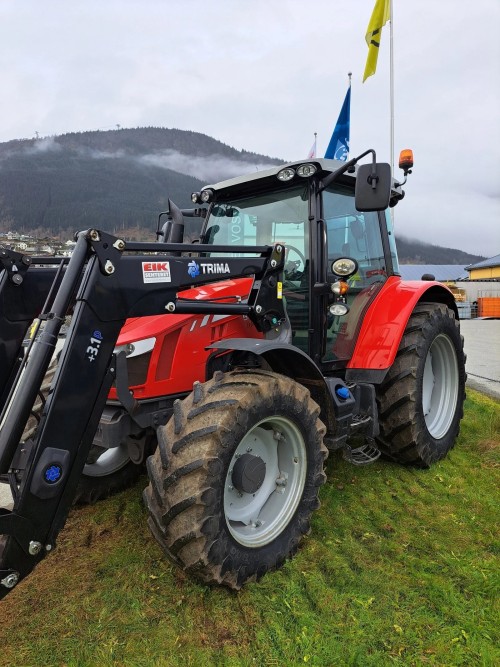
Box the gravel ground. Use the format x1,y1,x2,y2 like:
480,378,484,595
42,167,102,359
1,319,499,510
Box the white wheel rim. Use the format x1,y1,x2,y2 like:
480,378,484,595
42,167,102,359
422,334,459,439
224,416,307,548
83,445,130,477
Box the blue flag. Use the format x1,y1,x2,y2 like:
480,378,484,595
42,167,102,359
324,86,351,161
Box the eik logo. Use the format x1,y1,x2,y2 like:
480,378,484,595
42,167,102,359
187,260,201,278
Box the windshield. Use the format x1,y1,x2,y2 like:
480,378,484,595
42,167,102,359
202,186,309,260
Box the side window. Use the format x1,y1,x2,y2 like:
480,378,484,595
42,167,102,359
323,187,387,288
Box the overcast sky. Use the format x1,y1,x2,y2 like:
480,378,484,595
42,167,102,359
1,0,499,256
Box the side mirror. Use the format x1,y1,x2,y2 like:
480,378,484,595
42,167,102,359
158,199,185,255
355,163,392,212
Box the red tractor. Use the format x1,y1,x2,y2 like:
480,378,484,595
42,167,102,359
0,149,466,595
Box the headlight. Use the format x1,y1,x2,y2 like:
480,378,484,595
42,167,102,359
331,257,358,278
329,303,349,316
114,337,155,358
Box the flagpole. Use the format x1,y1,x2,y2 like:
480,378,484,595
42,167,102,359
388,0,396,226
389,0,394,176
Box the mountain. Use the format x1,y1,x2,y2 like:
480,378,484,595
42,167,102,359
0,127,282,237
0,127,487,264
396,237,484,265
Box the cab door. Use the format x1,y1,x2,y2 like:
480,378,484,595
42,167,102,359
321,185,389,365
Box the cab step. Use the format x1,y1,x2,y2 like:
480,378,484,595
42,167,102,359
343,440,381,466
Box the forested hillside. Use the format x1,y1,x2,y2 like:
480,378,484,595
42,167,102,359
396,237,484,265
0,127,281,236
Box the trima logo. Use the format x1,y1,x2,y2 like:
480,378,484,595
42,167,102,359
187,261,231,277
187,260,200,278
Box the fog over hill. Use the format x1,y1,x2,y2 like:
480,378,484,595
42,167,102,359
0,127,485,264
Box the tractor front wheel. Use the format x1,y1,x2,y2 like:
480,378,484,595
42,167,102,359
376,302,466,467
144,369,328,589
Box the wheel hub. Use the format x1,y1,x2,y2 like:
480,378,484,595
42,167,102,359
231,453,266,494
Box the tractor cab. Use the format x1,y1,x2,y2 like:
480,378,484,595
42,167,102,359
192,152,404,371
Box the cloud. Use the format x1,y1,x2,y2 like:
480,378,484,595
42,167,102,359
25,137,62,154
137,150,280,183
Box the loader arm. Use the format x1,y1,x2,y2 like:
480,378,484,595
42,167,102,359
0,229,285,598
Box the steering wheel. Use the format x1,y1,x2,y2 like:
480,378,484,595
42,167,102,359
284,245,306,274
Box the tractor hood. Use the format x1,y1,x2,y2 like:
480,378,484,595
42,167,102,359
116,276,254,345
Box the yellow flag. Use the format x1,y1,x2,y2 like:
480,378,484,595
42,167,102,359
363,0,391,82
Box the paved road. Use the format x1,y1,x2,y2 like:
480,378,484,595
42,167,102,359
1,319,499,510
460,320,500,401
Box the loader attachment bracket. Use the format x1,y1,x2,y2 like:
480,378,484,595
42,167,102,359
0,246,32,285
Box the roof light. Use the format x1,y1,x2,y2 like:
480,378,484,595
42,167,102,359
277,167,295,182
296,163,317,177
200,189,214,203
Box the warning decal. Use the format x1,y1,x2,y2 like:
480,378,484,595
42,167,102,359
142,261,172,283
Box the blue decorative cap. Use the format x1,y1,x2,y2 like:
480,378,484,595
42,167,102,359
44,464,62,484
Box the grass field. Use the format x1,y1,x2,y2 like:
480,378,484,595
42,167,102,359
0,389,498,667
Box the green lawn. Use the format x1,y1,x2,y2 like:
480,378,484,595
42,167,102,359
0,389,498,667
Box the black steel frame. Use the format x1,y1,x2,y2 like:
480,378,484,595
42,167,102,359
0,230,285,597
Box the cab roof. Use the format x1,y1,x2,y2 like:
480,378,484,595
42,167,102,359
202,158,353,193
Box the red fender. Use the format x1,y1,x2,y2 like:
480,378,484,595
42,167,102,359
346,276,457,375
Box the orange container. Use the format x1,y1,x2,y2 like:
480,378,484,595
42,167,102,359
477,297,500,317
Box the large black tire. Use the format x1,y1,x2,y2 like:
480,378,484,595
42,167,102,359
144,369,328,589
376,302,466,467
21,355,142,505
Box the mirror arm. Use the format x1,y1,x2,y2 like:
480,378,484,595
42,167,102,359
369,151,379,189
319,149,376,192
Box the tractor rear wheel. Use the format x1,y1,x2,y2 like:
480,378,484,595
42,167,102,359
376,302,466,467
144,369,328,589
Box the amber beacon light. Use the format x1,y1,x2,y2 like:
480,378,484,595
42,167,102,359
398,149,414,174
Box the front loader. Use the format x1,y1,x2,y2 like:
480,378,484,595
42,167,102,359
0,149,466,597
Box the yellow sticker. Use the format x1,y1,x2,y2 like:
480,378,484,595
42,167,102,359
277,281,283,299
